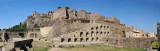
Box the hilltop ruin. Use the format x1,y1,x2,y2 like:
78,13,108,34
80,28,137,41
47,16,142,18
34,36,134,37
0,7,157,51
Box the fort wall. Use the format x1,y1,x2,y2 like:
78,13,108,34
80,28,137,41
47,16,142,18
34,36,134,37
103,37,156,48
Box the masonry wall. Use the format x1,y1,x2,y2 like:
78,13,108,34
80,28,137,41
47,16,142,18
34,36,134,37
6,32,27,38
103,37,156,48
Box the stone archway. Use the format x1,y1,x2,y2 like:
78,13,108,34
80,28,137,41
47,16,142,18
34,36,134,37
86,32,89,37
61,38,65,42
74,38,77,42
80,38,83,42
91,31,94,37
68,38,71,42
86,38,89,42
80,32,83,37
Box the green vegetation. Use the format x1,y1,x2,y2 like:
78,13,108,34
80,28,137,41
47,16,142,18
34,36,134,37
58,7,62,9
61,45,146,51
40,36,46,39
3,29,6,30
32,41,52,51
65,6,70,9
6,23,26,30
33,47,51,51
152,41,159,48
57,6,70,9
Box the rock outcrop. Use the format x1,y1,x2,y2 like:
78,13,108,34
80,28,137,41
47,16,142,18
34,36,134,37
24,8,133,38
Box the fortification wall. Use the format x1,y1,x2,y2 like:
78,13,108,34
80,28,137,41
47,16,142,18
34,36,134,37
103,37,157,48
55,37,156,48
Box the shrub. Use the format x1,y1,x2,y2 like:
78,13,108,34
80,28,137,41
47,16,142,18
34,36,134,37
59,45,63,48
69,46,75,48
65,6,70,9
58,7,62,9
152,42,159,48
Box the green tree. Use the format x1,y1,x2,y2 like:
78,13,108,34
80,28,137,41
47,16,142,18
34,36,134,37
65,6,70,9
152,42,159,48
58,7,62,9
3,29,6,30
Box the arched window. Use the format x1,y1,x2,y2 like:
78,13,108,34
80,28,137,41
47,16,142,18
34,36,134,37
107,26,109,29
61,38,65,42
80,32,83,37
96,31,99,37
80,38,83,42
96,37,99,41
107,32,109,34
96,27,98,30
91,27,94,30
91,38,94,41
100,25,103,29
86,38,89,42
74,38,77,42
91,31,94,37
86,32,89,37
68,38,71,42
100,32,103,37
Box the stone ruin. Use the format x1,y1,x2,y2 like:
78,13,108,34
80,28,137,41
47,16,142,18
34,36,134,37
52,23,156,48
25,8,157,48
0,7,158,51
0,30,33,51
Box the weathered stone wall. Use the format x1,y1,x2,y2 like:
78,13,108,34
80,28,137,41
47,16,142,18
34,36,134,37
105,17,120,24
25,8,124,38
157,22,160,47
27,32,40,38
40,27,52,37
6,32,26,38
103,37,157,48
54,23,158,49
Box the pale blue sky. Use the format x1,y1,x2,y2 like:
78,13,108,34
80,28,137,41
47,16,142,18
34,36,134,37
0,0,160,33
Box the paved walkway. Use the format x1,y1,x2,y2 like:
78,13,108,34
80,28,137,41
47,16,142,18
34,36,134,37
49,48,69,51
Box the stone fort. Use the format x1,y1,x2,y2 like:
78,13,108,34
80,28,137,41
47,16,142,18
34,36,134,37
0,7,158,51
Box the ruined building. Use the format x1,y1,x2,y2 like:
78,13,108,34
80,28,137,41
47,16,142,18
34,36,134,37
24,8,157,48
0,30,33,51
0,7,157,51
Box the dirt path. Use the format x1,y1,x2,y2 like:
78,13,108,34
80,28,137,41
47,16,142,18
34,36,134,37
48,48,69,51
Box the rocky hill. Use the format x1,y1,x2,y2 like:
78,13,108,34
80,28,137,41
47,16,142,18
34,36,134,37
23,7,133,38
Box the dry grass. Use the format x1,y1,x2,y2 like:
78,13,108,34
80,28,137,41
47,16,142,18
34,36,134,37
33,46,51,51
61,45,146,51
